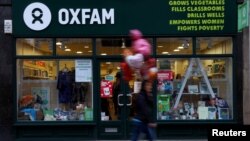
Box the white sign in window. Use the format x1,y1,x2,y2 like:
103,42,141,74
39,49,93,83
75,60,92,82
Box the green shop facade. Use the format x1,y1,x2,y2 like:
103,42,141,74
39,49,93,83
13,0,242,140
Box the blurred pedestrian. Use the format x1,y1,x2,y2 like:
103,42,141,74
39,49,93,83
131,80,157,141
113,72,121,119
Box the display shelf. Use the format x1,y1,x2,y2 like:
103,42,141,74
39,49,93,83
23,62,47,71
22,61,51,80
23,76,50,79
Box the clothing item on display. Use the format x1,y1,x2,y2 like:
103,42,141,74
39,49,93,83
72,83,88,104
57,71,74,103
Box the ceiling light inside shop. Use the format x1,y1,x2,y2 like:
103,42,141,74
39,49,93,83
173,49,180,52
56,41,62,46
162,51,169,54
101,53,107,56
65,48,71,52
117,66,121,70
178,46,184,49
84,46,89,48
88,50,92,53
106,62,111,64
157,45,163,48
76,51,83,54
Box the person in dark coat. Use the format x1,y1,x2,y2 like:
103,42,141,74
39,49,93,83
131,80,157,141
112,72,121,117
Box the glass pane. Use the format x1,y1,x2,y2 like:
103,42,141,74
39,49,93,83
100,62,122,121
17,59,93,121
196,37,232,54
156,58,233,120
16,38,53,56
156,38,192,55
56,38,92,56
96,38,153,56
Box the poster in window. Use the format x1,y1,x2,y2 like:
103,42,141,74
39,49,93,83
208,107,217,119
100,80,113,98
31,87,50,108
218,108,229,120
157,70,173,94
75,60,92,82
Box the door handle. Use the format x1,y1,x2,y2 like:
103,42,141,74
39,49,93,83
126,93,133,106
118,94,124,106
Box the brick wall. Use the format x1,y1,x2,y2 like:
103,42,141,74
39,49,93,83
0,0,13,141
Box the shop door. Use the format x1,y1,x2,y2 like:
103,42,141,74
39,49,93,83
97,60,135,139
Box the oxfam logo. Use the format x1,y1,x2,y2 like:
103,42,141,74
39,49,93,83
23,2,52,31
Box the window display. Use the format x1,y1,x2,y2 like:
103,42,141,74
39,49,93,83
17,59,93,121
156,58,233,120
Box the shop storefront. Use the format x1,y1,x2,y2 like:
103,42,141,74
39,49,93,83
13,0,241,140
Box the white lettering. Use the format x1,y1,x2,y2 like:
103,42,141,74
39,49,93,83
212,129,219,136
242,131,247,136
58,8,115,25
58,8,69,25
212,129,247,136
90,9,101,24
102,8,114,24
69,8,80,24
81,9,90,24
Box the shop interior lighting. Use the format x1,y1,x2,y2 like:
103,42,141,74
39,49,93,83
84,46,89,48
101,53,107,55
157,45,163,48
88,50,92,53
65,48,71,52
178,46,184,49
174,49,180,52
162,51,169,54
117,66,121,70
56,41,62,46
76,51,83,54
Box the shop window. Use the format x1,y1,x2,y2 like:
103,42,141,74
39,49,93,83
17,59,93,121
156,38,192,55
156,58,233,120
56,38,92,56
96,38,153,56
16,38,53,56
196,37,232,54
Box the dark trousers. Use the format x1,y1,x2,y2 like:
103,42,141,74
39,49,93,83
131,119,156,141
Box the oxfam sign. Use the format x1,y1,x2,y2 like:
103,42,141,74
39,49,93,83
23,2,115,31
23,2,52,31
